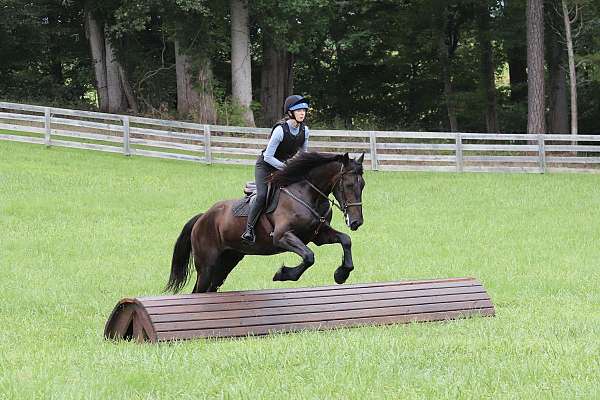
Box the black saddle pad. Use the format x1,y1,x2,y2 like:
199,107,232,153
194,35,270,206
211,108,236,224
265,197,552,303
232,188,281,217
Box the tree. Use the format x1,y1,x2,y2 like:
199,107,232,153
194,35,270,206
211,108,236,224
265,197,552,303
83,1,138,113
562,0,579,135
476,0,498,132
230,0,255,126
527,0,545,134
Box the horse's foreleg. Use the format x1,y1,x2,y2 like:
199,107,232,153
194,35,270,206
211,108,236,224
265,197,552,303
313,226,354,284
272,231,315,282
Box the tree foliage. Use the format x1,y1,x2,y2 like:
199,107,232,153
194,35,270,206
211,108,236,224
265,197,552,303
1,0,599,132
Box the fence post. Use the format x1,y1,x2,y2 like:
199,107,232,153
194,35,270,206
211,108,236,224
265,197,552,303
369,130,378,171
204,124,212,164
538,133,546,173
44,107,51,146
122,116,131,156
455,133,463,172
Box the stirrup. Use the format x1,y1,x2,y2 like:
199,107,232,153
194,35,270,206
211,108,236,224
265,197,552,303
241,227,256,244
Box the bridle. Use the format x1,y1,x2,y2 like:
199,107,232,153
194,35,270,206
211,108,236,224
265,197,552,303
280,163,363,233
309,163,362,216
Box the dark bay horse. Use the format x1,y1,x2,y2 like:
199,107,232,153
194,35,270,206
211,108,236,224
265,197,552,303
166,152,366,293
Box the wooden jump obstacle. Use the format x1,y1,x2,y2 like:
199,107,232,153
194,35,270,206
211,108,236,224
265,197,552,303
104,277,494,343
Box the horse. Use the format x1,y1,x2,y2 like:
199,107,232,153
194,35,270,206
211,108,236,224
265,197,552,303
166,151,366,293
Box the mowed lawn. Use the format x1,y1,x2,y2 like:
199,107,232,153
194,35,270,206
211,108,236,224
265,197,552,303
1,139,599,399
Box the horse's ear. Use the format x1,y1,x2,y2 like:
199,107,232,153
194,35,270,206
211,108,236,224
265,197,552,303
356,153,365,164
343,152,350,164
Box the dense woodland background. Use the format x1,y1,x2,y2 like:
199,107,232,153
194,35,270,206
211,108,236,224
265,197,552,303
1,0,599,133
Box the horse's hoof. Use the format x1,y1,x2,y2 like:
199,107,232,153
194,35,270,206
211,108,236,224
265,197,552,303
334,267,352,284
273,266,285,281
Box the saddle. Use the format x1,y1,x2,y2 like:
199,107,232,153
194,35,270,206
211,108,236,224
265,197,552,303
232,181,281,217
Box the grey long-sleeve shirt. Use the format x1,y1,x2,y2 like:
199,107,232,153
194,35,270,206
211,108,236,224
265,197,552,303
263,120,309,170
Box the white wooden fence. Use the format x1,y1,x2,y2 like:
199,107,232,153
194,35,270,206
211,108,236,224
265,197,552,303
1,101,599,173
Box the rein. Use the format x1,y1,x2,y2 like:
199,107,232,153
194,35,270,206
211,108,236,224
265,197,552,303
280,163,362,234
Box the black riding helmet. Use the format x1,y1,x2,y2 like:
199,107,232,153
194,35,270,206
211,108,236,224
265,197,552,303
283,95,309,121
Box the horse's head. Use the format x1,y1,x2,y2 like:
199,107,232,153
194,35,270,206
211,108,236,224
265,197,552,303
332,153,365,231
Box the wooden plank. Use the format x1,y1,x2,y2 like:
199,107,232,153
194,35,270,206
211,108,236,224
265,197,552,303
0,134,46,145
44,108,51,146
140,277,478,302
462,166,541,173
123,116,130,156
546,167,600,174
105,277,494,342
376,154,456,162
130,126,205,141
149,293,491,323
211,158,256,166
546,145,600,152
129,115,205,131
311,129,370,138
132,148,205,163
463,155,539,163
152,300,493,332
374,131,456,139
48,107,123,121
546,157,600,164
144,285,486,312
309,140,370,149
0,112,45,123
50,116,123,133
378,165,457,172
43,139,122,153
376,143,455,150
157,308,494,341
538,134,546,173
208,136,267,145
50,129,123,143
208,146,261,155
462,144,538,151
540,134,600,142
0,102,47,113
0,123,45,134
458,133,532,140
130,137,203,152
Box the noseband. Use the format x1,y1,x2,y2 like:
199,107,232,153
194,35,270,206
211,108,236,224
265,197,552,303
305,163,362,220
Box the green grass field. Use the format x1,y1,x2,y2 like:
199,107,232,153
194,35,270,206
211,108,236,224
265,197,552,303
1,139,599,399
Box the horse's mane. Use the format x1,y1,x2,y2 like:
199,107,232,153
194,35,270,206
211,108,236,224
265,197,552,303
268,152,343,187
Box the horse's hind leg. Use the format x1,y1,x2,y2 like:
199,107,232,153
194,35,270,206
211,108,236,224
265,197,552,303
207,251,244,292
191,250,220,293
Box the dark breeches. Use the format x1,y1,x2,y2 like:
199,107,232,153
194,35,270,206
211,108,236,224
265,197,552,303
247,159,275,226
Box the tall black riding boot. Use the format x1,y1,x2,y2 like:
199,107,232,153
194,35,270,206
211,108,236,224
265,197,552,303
241,202,263,244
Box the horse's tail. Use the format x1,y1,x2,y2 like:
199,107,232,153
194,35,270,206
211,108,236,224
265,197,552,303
165,213,203,293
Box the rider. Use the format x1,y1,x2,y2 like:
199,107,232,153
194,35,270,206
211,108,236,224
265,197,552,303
241,95,310,244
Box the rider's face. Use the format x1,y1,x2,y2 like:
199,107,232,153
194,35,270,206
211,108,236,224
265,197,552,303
292,109,306,122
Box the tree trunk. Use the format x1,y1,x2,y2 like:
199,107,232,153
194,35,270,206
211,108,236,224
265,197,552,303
504,0,528,102
477,2,498,133
437,19,458,132
195,57,218,124
174,41,216,123
119,65,138,114
175,40,195,117
104,32,126,113
84,7,108,112
562,0,577,135
526,0,545,134
260,35,294,126
547,26,568,134
230,0,255,126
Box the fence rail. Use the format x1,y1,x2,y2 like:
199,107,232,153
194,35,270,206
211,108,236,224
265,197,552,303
1,101,599,173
